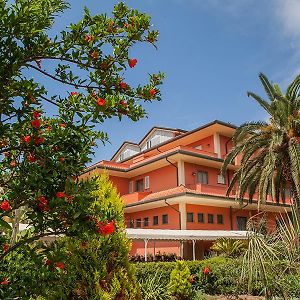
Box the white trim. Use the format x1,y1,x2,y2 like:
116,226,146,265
179,202,186,230
126,228,249,241
144,176,150,189
213,132,221,158
178,160,185,186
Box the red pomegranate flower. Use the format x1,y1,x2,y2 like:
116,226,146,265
45,259,52,266
34,136,45,145
128,58,137,68
120,100,128,108
90,51,99,60
0,278,9,285
37,196,48,206
59,123,66,128
96,98,106,106
55,262,65,270
31,119,41,129
85,35,94,42
59,157,65,163
56,192,65,198
96,221,115,235
0,200,11,211
27,153,36,163
22,135,31,143
9,160,17,168
3,243,9,252
70,92,79,97
33,111,41,119
149,88,156,97
120,82,127,89
203,267,210,275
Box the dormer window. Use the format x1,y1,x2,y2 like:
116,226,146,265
146,140,152,149
119,153,124,161
195,145,202,150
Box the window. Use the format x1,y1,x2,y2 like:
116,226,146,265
143,217,149,227
162,214,168,224
198,213,204,223
136,179,144,192
136,219,141,228
217,174,226,184
129,181,134,194
197,171,208,184
153,216,159,225
217,214,223,224
237,216,247,231
195,145,202,150
146,140,152,149
129,220,134,228
187,212,194,222
144,176,150,190
119,153,124,161
208,214,214,224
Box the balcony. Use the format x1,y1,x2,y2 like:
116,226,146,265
122,191,152,204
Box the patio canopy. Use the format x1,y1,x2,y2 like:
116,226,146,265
125,229,249,241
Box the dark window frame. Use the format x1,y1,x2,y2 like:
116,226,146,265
162,214,168,224
217,214,223,224
136,179,144,192
187,212,194,223
143,217,149,227
198,213,204,223
136,218,141,228
153,215,159,226
208,214,214,224
197,171,209,184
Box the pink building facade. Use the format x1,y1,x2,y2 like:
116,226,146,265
82,120,291,259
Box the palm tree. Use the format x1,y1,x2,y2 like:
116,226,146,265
211,238,247,257
222,73,300,208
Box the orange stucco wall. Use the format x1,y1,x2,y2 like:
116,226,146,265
220,135,233,158
129,165,177,194
125,205,180,229
185,163,224,187
109,176,129,196
186,136,214,153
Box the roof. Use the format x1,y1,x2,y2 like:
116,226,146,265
111,126,187,161
125,229,249,241
111,120,236,163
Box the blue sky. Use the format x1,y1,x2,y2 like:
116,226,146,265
45,0,300,163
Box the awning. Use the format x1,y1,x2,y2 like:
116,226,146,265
125,229,249,241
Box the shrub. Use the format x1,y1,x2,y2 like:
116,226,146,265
210,238,247,257
168,260,193,300
139,270,171,300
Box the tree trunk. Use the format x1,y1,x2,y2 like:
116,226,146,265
10,207,21,246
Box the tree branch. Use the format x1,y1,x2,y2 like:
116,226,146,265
0,230,65,261
25,63,103,90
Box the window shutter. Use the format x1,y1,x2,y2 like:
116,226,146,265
129,181,134,193
144,176,150,190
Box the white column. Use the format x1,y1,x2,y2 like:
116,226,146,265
213,132,221,159
144,239,149,262
179,202,186,230
180,241,184,258
178,160,185,186
192,240,196,261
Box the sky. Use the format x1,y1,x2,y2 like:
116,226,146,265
38,0,300,163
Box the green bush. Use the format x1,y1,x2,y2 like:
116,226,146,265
169,260,193,300
135,260,206,287
134,257,265,297
139,270,171,300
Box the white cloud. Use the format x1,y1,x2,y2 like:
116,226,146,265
274,0,300,39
